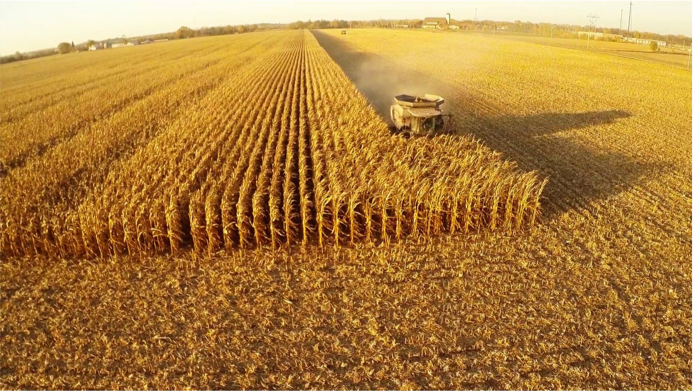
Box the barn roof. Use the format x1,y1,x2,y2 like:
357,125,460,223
423,17,448,25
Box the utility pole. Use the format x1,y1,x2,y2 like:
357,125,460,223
688,46,691,70
686,0,693,70
586,13,599,50
474,8,478,22
627,1,632,34
620,9,623,31
550,26,553,45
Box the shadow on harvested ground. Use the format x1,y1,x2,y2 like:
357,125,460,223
312,30,668,218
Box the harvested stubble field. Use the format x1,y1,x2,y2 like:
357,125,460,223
1,29,691,389
481,33,693,69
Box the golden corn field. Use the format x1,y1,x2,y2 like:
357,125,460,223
1,29,691,389
1,30,544,259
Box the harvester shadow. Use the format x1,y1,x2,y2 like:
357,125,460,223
488,110,631,136
312,30,666,219
461,111,663,218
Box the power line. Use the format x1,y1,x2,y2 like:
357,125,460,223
586,13,599,50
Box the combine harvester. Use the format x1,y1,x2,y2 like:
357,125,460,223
390,94,453,135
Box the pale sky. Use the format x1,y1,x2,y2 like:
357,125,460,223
0,1,691,54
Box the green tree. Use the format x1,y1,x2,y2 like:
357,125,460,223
290,21,305,29
649,40,658,52
176,26,194,39
14,51,22,61
86,39,96,48
57,42,72,54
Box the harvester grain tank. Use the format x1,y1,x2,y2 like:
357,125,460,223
390,94,453,134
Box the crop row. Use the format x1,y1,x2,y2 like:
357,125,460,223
1,31,546,259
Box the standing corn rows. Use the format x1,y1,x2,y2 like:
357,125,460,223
300,31,546,245
1,31,546,260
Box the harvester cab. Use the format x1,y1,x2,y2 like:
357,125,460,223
390,94,453,135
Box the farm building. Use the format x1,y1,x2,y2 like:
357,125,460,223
578,31,623,41
578,31,604,39
112,42,137,49
422,14,450,30
623,37,667,47
88,42,111,51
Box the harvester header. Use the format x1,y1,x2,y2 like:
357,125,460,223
390,94,452,134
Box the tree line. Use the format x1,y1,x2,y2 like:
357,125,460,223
3,18,690,65
285,18,691,46
287,20,350,29
444,19,690,46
